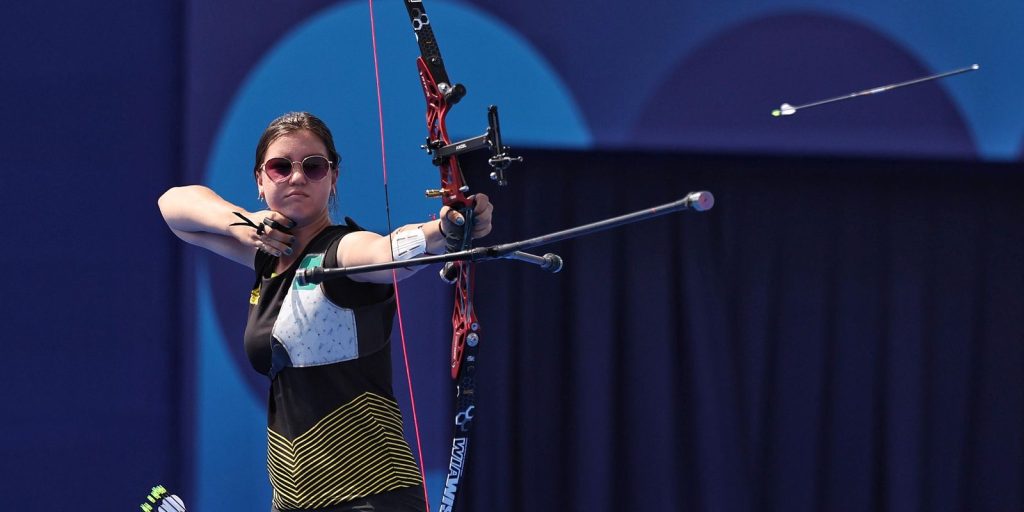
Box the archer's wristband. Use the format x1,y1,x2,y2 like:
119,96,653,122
392,227,427,261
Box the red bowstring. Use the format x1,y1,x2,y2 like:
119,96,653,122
367,0,430,508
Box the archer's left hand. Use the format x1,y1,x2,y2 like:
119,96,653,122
440,193,493,240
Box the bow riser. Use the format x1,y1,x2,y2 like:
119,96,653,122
414,56,478,381
416,58,469,206
450,265,478,378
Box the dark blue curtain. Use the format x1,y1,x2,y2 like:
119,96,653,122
460,150,1023,511
1,1,185,509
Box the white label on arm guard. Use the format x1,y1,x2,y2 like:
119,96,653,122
391,227,427,261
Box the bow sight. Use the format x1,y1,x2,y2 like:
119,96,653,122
422,104,523,194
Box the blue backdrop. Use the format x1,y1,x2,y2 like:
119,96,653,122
2,0,1021,510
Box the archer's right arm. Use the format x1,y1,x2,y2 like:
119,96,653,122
158,185,284,268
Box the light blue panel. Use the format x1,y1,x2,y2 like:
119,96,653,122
204,0,592,235
631,1,1024,159
194,260,271,512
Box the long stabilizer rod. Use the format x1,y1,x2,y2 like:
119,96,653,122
296,191,714,284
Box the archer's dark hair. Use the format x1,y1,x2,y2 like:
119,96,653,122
252,112,341,181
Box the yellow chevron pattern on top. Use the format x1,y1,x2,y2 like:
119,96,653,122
267,392,422,510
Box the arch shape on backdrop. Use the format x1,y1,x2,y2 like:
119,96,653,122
193,1,592,510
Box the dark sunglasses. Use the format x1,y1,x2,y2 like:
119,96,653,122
262,155,333,183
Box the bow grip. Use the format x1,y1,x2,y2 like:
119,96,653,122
439,204,475,283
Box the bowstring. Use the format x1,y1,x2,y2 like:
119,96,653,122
367,0,430,507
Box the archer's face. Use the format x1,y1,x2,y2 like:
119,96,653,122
256,130,338,226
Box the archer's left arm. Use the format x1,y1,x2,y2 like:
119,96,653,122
338,193,493,283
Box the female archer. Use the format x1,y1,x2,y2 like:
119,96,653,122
158,111,493,512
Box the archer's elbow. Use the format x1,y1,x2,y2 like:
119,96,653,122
157,186,198,229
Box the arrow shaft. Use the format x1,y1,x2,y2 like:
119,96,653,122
786,64,979,113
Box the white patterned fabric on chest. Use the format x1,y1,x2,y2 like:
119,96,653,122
272,253,359,367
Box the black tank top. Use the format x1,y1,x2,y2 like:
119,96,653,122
243,221,423,511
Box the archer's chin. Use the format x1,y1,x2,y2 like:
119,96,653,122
275,203,329,227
